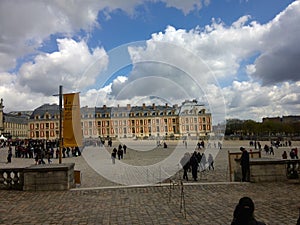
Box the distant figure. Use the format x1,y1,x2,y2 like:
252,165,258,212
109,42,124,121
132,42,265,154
257,141,261,150
111,148,117,164
200,153,207,171
190,152,198,181
123,144,127,154
264,145,269,154
218,141,222,149
240,147,250,182
208,153,214,170
163,142,167,148
269,146,274,155
290,149,296,159
231,197,266,225
117,147,123,160
108,139,112,147
295,148,299,159
282,151,288,159
180,153,191,181
7,146,12,163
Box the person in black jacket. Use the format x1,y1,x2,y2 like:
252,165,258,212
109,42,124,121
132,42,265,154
240,147,250,182
190,152,198,181
180,152,191,181
231,197,266,225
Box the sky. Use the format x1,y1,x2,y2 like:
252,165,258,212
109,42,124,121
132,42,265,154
0,0,299,124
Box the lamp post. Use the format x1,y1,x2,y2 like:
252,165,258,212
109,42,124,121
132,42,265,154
59,85,63,164
53,85,63,164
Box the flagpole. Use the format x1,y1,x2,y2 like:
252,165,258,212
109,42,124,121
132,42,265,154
59,85,63,164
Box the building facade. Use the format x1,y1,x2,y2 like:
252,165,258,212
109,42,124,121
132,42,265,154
2,99,212,140
0,99,30,139
28,104,60,140
80,100,211,139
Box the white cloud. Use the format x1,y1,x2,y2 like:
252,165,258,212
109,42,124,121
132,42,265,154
223,81,300,121
18,38,108,95
248,1,300,85
0,0,208,72
0,0,299,124
104,2,300,122
160,0,204,15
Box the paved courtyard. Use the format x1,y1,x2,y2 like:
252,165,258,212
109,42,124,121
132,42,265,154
0,140,299,224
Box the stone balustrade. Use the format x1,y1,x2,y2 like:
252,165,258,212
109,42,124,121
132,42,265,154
0,168,24,190
0,163,75,191
234,158,300,182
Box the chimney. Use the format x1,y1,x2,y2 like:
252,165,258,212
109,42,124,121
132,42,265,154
152,103,156,109
127,104,131,110
165,103,168,108
142,103,146,109
103,105,106,109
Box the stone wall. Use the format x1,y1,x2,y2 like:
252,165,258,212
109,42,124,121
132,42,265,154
23,163,75,191
249,159,287,182
234,158,300,182
228,151,261,182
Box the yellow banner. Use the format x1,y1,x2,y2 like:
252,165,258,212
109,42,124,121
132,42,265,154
63,93,82,147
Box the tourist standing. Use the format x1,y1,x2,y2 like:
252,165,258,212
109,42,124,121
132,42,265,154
111,148,117,164
282,151,288,159
123,144,127,154
190,152,198,181
240,147,250,182
208,153,214,170
7,145,12,163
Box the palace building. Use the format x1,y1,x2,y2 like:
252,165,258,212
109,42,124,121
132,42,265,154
0,99,29,139
1,99,212,140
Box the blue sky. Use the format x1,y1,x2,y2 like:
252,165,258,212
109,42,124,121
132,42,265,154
0,0,299,123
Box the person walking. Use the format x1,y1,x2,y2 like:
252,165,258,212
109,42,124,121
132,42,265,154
240,147,250,182
180,152,191,181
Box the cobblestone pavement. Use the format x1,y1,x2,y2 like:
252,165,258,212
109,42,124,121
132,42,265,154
0,140,299,224
0,182,299,224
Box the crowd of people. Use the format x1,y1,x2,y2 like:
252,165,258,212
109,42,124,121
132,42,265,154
1,139,81,164
180,151,214,181
111,144,127,164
